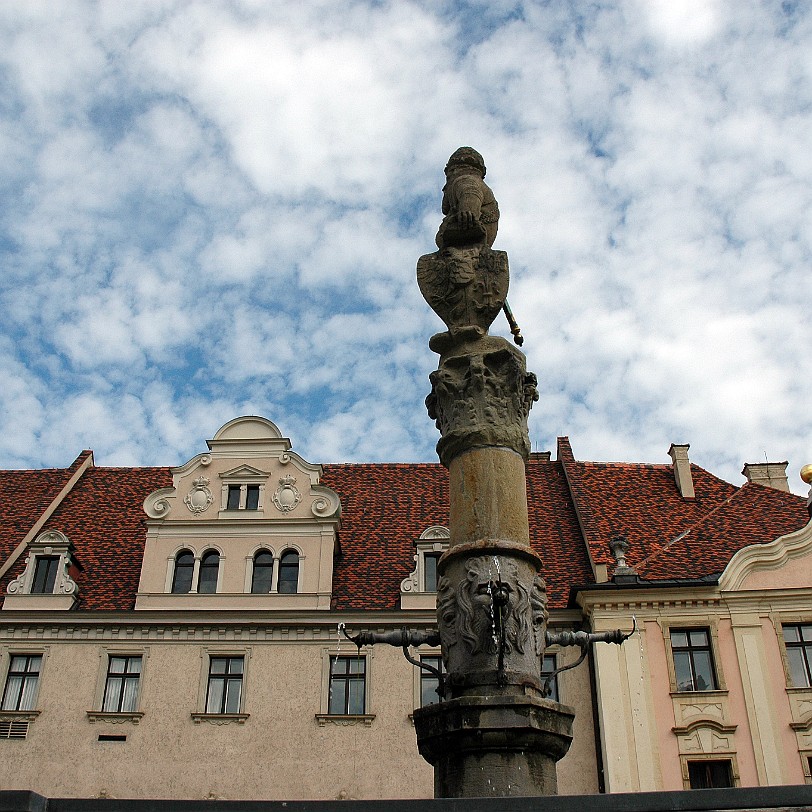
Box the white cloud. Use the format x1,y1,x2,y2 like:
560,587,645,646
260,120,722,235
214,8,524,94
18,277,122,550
1,0,811,495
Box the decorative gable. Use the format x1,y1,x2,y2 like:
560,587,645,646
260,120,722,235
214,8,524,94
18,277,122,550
136,417,341,611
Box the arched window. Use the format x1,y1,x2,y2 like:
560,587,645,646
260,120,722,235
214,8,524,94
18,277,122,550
198,550,220,594
251,550,274,594
171,550,194,594
278,550,299,594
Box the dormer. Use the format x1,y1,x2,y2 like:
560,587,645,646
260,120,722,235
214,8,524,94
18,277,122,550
400,526,450,610
3,530,80,611
136,417,341,611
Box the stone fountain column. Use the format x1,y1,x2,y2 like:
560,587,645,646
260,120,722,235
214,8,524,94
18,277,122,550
412,148,574,798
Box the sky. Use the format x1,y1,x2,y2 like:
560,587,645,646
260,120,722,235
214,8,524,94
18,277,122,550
1,0,811,494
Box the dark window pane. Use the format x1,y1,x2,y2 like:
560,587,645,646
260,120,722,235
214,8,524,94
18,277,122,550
32,556,59,594
278,550,299,594
245,485,260,510
688,760,733,789
692,651,716,691
171,551,194,594
689,630,709,647
671,630,688,648
227,485,241,510
198,551,219,594
420,656,445,707
424,554,439,592
784,624,812,687
251,551,274,594
541,653,558,701
674,651,694,691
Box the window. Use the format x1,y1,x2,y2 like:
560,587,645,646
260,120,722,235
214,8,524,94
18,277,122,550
226,483,261,511
671,628,718,691
198,550,220,594
687,759,734,788
171,550,194,593
329,656,366,715
251,550,274,593
424,553,440,593
419,655,445,707
102,656,141,713
2,655,41,711
783,624,812,687
541,653,559,702
31,556,59,594
277,550,299,594
205,657,243,714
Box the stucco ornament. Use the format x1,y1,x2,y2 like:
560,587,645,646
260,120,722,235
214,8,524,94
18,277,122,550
437,556,547,664
273,474,302,512
184,476,214,515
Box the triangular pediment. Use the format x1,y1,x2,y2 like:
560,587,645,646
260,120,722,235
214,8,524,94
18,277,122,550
220,464,270,481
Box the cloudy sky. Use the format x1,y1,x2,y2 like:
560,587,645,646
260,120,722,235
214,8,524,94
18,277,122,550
1,0,811,493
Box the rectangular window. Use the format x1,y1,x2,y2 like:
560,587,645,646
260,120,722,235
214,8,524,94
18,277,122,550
205,657,243,714
102,656,142,713
419,655,445,707
2,655,42,711
671,628,718,691
541,653,559,702
31,556,59,594
424,554,440,592
226,485,241,510
687,759,733,788
329,656,366,715
245,485,260,510
783,624,812,687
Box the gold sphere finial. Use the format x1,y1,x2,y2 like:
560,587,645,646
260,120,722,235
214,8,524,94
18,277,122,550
800,464,812,485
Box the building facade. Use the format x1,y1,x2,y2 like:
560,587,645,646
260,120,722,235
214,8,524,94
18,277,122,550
0,416,810,800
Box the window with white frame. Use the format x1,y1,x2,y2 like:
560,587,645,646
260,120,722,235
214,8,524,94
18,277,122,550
169,549,221,594
102,655,142,713
418,655,445,707
248,548,300,594
219,466,268,513
401,526,450,601
2,655,42,712
5,530,79,601
206,656,244,714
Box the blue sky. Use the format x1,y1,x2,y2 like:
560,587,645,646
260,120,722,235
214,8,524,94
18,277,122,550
1,1,811,493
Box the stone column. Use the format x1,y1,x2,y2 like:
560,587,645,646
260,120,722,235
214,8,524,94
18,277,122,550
412,148,574,798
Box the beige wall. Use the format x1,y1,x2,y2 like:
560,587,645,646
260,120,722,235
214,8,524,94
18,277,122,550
0,612,599,800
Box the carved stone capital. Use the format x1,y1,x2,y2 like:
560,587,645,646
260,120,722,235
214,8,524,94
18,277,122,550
426,337,538,467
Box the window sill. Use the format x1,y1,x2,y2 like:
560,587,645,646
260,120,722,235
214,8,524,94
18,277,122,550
670,688,728,698
315,713,375,727
87,711,144,725
0,709,40,722
191,713,249,725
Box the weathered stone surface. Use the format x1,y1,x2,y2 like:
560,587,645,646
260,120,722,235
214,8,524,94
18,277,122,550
437,551,548,693
435,146,499,251
413,693,574,798
417,246,509,335
425,337,538,467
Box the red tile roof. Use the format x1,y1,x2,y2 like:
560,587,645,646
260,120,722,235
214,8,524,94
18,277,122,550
0,441,807,612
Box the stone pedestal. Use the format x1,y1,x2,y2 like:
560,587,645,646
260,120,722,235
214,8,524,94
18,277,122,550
414,693,574,798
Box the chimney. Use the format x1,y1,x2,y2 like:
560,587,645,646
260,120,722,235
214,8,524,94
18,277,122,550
668,444,695,499
741,461,789,492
